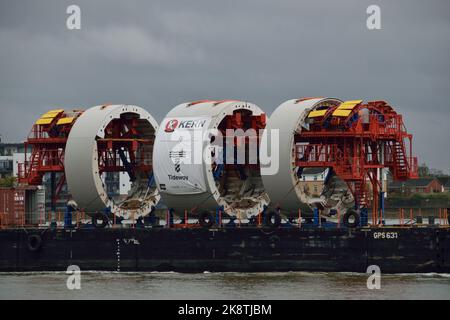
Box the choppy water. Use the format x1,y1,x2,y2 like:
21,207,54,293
1,271,450,300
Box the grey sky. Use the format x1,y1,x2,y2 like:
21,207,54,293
0,0,449,171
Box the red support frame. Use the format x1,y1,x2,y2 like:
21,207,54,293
96,117,153,177
18,111,154,208
295,100,418,225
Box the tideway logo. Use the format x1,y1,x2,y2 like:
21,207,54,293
168,174,188,180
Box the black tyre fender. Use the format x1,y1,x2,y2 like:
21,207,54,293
265,211,281,228
92,212,109,229
343,210,360,228
27,234,43,252
198,211,214,228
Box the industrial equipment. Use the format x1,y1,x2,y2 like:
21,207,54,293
18,98,418,226
65,104,159,219
153,100,269,219
261,97,418,224
18,108,84,213
19,105,160,219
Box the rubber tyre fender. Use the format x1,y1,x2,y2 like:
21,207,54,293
343,210,360,228
198,211,214,228
266,211,281,228
92,212,109,229
27,234,43,252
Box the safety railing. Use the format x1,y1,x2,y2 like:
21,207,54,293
395,208,449,227
295,144,364,180
369,114,406,136
0,208,448,230
18,149,65,178
295,144,339,166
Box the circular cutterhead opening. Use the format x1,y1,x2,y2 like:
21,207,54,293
96,112,158,217
292,99,353,214
209,108,267,215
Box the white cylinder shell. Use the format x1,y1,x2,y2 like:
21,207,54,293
65,104,160,218
154,100,269,218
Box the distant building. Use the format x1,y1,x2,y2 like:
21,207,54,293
0,142,25,156
389,177,443,195
0,142,25,178
0,156,13,178
437,177,450,192
298,168,329,197
12,152,26,177
442,180,450,193
299,167,389,198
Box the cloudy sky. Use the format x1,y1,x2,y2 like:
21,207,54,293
1,0,449,171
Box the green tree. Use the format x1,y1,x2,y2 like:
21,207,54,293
417,163,430,177
0,176,16,187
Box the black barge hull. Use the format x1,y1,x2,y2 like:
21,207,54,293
0,227,449,273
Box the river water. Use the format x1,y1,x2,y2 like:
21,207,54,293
1,271,449,300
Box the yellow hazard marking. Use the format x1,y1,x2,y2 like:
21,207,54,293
341,100,362,105
35,118,54,125
332,109,353,117
41,110,64,119
336,100,362,110
332,100,362,116
56,117,74,125
308,109,328,118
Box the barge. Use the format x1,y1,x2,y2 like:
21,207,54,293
1,98,445,274
1,223,449,273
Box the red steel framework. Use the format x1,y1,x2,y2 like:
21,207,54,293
219,109,266,170
18,109,83,210
295,100,418,225
96,115,154,181
18,109,154,211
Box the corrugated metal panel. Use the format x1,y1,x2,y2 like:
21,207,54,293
0,186,42,227
0,188,24,226
0,188,14,214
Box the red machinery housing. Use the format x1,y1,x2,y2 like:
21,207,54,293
18,109,84,210
18,107,156,214
295,100,418,223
